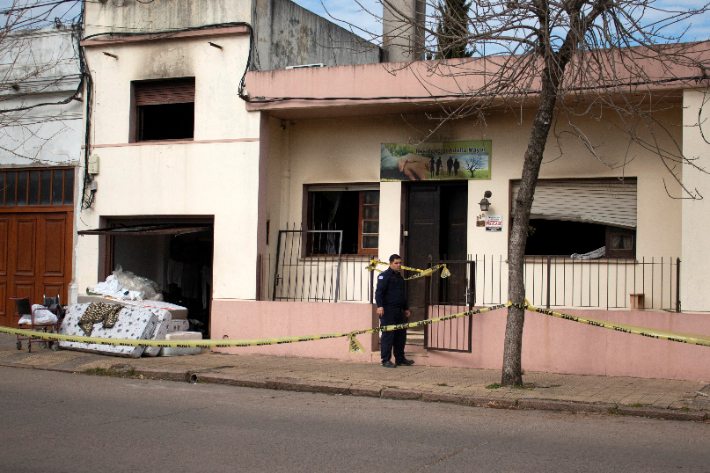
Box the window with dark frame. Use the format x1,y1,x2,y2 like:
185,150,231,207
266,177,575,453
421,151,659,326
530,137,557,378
306,188,379,256
0,168,74,207
513,178,637,259
525,219,636,258
133,77,195,142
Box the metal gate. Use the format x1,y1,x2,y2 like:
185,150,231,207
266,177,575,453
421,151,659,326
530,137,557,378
424,260,475,353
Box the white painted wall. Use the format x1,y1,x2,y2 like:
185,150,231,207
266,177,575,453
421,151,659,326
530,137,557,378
682,89,710,312
75,33,261,301
0,27,81,167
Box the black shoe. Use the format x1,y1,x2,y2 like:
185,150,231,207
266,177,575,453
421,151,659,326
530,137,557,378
396,358,415,366
381,360,397,368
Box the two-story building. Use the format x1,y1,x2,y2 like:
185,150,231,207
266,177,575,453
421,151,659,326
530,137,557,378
0,25,82,327
74,0,710,382
74,0,380,333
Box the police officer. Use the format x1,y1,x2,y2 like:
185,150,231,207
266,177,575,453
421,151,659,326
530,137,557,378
375,254,415,368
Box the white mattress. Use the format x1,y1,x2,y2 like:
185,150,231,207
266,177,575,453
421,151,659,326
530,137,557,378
159,331,203,357
59,303,160,358
166,319,189,333
142,308,172,357
77,296,188,319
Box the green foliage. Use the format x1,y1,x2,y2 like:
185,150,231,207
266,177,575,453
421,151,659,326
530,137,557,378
486,383,502,389
435,0,473,59
384,143,414,158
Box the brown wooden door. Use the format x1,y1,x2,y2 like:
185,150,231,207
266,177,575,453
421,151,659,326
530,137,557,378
1,212,72,327
0,216,10,328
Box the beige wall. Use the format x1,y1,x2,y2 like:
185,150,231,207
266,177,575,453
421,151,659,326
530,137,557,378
84,0,252,37
682,89,710,312
75,34,261,301
262,105,686,307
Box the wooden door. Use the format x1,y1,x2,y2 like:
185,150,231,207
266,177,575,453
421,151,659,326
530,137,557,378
0,216,10,328
1,212,72,327
406,185,440,322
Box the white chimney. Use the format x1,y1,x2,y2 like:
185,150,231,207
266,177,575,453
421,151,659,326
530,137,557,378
382,0,425,63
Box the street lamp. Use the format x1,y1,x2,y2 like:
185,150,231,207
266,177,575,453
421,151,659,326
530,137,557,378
479,191,492,212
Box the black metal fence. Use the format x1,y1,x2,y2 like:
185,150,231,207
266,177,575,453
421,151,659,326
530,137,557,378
257,235,681,313
469,255,681,312
257,225,374,303
424,260,475,353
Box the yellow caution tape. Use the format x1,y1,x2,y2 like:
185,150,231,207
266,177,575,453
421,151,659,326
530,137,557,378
366,260,451,280
8,300,704,353
0,304,509,353
523,303,710,347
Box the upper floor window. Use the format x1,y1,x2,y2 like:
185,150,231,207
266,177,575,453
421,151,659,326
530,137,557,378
132,78,195,142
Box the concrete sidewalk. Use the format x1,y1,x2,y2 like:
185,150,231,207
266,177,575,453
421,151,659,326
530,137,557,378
1,333,709,422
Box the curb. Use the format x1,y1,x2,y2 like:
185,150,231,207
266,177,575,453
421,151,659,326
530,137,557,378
189,371,708,422
3,360,707,422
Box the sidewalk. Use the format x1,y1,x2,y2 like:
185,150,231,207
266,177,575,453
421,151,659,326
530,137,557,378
1,333,708,422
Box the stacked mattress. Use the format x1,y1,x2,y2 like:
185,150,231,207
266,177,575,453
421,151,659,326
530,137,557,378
77,296,188,319
59,303,173,358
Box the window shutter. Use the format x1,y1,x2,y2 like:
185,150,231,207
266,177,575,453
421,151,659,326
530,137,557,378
511,178,637,229
134,78,195,106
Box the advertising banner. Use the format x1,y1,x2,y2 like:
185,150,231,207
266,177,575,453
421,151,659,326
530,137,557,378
381,140,492,181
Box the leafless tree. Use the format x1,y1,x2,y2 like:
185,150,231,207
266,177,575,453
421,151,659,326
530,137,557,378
336,0,710,385
0,0,84,196
463,154,483,177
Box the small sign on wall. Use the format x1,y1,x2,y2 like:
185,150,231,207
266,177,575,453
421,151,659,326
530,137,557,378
485,215,502,232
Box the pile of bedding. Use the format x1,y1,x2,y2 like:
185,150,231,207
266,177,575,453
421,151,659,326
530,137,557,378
58,302,203,358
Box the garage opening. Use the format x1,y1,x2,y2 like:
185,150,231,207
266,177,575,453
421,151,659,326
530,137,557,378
79,216,214,337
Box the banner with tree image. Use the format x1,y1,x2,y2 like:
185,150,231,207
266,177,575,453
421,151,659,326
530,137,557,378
381,141,492,181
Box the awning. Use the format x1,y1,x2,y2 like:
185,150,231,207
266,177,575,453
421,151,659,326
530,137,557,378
78,224,211,236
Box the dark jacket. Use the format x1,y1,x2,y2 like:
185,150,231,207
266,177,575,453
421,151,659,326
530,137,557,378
375,267,408,311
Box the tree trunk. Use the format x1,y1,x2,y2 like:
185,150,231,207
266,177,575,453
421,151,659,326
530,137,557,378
500,76,559,386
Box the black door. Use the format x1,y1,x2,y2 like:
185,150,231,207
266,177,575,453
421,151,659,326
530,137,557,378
406,183,468,321
406,185,439,322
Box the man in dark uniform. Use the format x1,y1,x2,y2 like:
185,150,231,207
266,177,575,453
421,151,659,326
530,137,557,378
375,254,415,368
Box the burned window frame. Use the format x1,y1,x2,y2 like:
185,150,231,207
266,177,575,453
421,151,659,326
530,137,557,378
305,185,379,257
131,77,195,142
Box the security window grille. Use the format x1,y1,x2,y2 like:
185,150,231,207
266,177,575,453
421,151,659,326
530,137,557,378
307,188,379,256
0,168,74,207
133,78,195,142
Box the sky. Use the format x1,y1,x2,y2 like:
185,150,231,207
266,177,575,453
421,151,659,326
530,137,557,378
291,0,710,43
0,0,707,43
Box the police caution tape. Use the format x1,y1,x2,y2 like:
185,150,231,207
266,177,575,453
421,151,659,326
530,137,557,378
524,303,710,347
366,260,452,280
0,304,509,353
4,301,708,353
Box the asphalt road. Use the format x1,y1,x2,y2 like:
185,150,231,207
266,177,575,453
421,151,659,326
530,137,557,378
1,367,709,473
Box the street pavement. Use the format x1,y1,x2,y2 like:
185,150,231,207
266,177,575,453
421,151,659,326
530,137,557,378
1,366,709,473
1,333,709,421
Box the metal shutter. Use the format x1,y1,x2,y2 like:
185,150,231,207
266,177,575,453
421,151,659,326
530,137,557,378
134,78,195,106
511,178,637,228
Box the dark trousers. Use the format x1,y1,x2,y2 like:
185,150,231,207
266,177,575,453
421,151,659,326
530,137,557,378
380,310,407,362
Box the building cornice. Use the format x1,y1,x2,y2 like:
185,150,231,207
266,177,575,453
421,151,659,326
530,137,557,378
80,26,249,47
